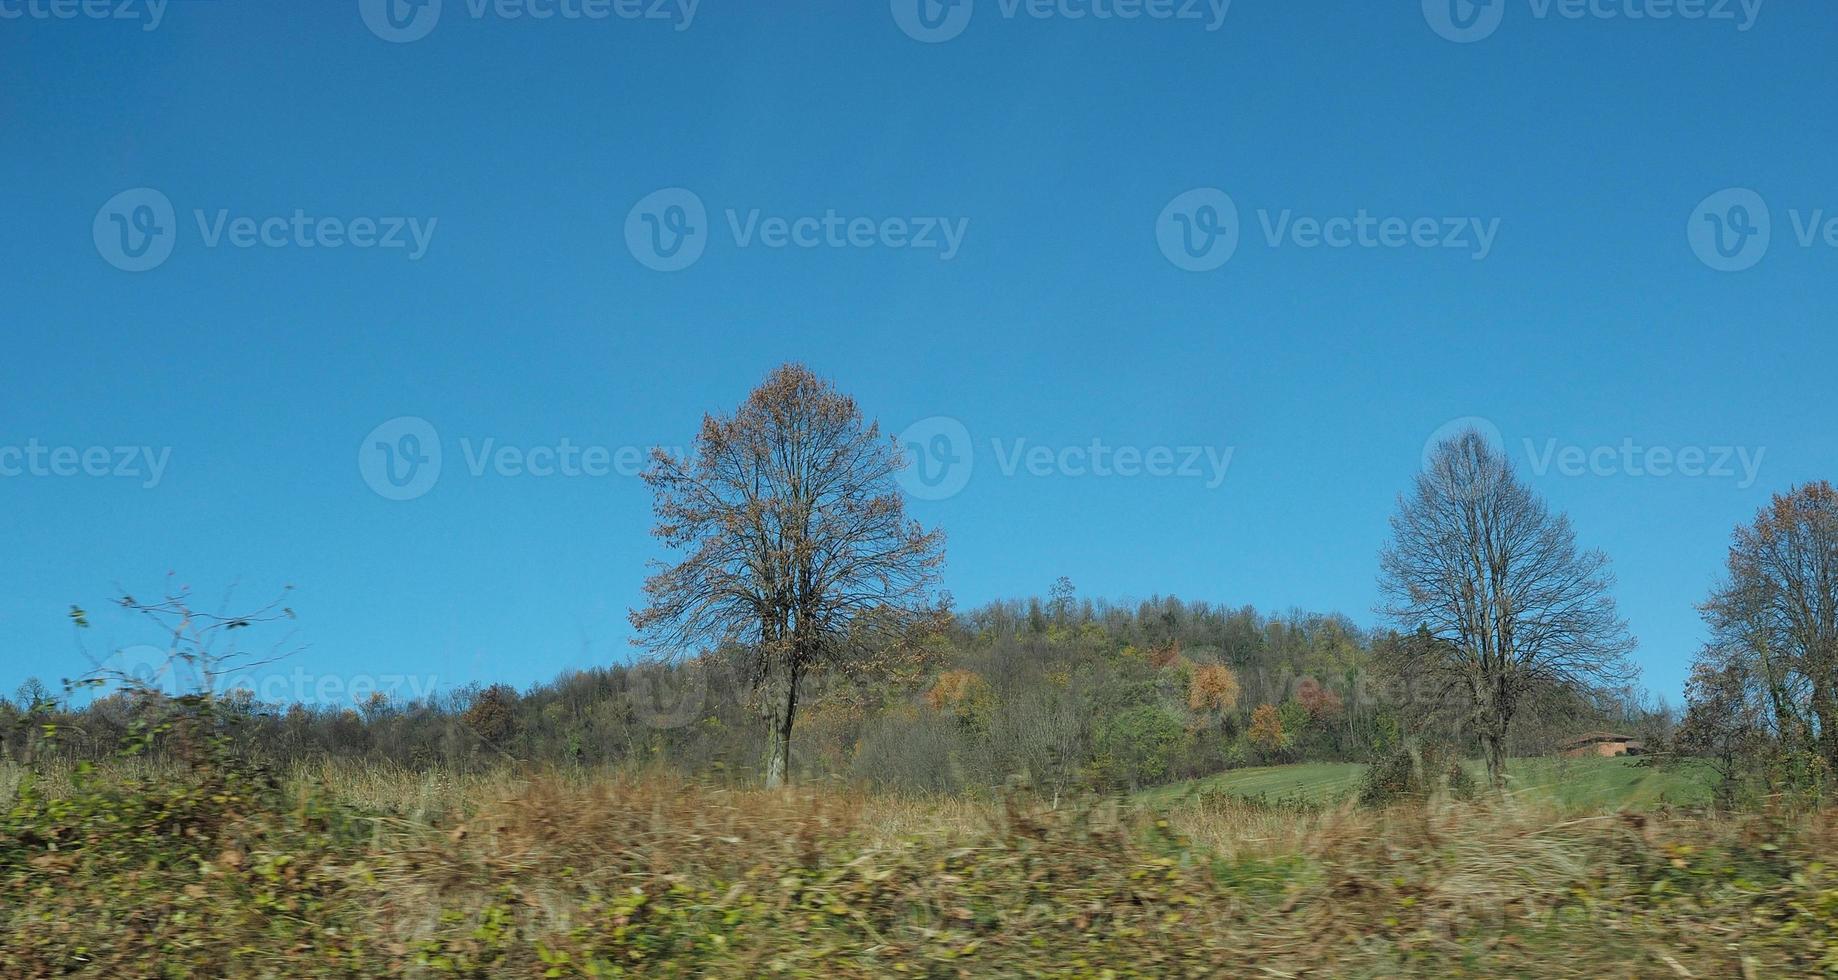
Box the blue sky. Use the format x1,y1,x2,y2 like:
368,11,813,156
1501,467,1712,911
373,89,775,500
2,0,1833,707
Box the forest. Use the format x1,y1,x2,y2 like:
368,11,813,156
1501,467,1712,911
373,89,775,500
3,593,1674,795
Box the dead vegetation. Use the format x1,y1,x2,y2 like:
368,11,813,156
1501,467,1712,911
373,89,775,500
4,758,1836,977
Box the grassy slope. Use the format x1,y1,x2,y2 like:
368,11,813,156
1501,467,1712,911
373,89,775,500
1140,756,1722,810
1137,762,1367,807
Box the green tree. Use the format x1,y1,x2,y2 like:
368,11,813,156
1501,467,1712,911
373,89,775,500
1094,706,1185,789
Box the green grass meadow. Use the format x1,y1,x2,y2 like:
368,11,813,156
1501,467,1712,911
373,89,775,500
1139,756,1720,810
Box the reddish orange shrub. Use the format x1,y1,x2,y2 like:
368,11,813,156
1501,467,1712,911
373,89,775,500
1187,664,1241,713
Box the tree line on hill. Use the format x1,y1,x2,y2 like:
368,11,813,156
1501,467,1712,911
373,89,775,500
1,593,1670,794
5,363,1832,804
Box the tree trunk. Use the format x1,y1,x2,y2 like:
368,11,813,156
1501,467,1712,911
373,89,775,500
1482,730,1507,791
1479,674,1516,792
1811,676,1838,775
763,671,798,789
1754,636,1809,754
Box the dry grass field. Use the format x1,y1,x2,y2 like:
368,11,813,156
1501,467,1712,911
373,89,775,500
4,757,1835,977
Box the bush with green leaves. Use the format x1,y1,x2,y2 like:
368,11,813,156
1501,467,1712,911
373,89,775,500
1092,705,1187,790
1358,743,1426,806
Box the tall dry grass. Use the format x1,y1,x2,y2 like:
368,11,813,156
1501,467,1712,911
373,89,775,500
5,756,1836,976
310,759,1837,975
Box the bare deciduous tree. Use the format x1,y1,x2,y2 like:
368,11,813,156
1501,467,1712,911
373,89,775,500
74,578,300,707
1378,430,1636,789
68,577,300,766
1697,482,1838,772
631,364,947,787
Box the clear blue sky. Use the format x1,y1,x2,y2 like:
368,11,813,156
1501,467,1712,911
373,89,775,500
3,1,1834,707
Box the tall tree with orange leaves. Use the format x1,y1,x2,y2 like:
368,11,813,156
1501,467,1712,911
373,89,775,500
631,364,947,787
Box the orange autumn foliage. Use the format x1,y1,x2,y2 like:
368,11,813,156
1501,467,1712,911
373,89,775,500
1248,703,1285,752
1187,664,1241,713
926,669,987,711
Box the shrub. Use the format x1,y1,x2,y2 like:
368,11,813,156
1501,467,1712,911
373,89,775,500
925,669,995,732
1358,744,1426,806
1092,706,1186,789
852,707,961,792
463,684,520,746
1446,759,1479,801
